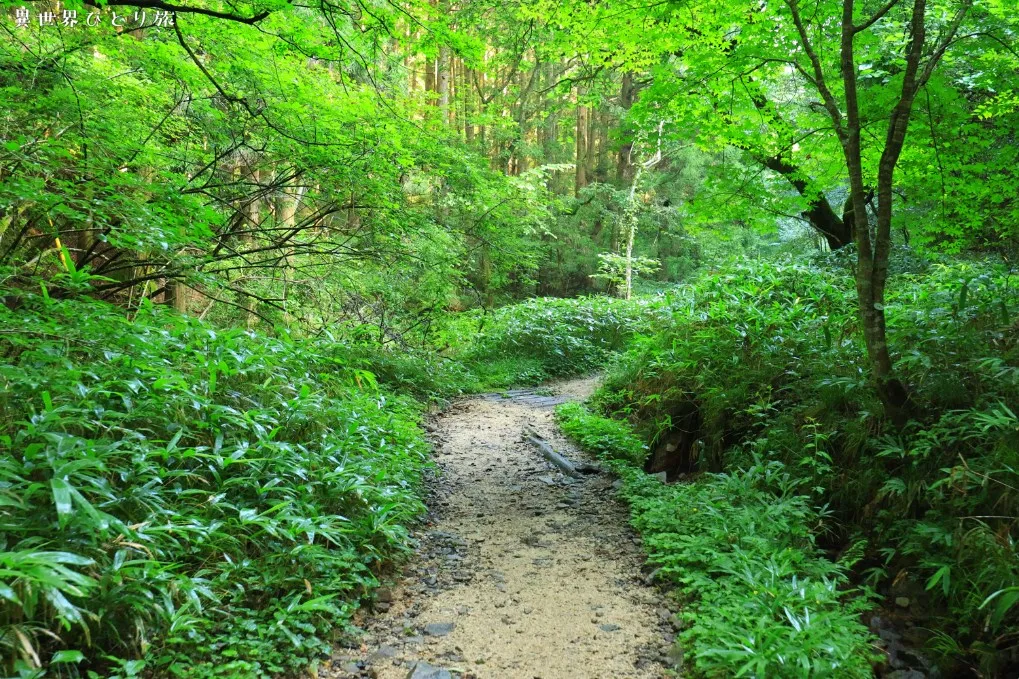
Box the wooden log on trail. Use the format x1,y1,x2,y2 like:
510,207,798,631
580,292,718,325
525,427,580,477
524,426,601,477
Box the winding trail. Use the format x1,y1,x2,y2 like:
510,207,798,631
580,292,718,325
325,377,674,679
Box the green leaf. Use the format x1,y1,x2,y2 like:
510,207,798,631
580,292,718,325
51,477,73,526
925,565,951,597
52,650,85,664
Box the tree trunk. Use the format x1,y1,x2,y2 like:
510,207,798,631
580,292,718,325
833,0,946,417
759,155,854,249
479,244,494,308
405,26,416,92
425,56,435,96
596,110,609,182
452,56,461,133
616,72,635,185
585,105,597,181
243,168,261,329
465,66,475,143
622,164,644,300
575,99,589,196
165,279,187,313
274,182,306,229
477,69,487,154
438,46,450,119
347,190,361,229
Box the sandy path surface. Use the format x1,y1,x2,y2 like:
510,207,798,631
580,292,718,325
323,377,674,679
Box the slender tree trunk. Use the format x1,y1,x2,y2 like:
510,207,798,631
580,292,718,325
477,68,487,154
452,56,462,133
622,168,643,300
274,183,305,229
465,66,475,143
837,1,902,412
479,245,494,308
596,110,609,182
826,0,969,415
575,98,589,196
405,25,416,92
616,72,635,184
242,168,261,328
438,46,450,120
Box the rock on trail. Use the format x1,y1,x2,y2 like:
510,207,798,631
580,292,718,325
323,376,674,678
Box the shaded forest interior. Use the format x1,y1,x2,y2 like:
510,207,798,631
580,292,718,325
2,0,1019,677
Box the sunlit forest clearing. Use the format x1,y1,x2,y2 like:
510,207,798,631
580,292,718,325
1,0,1018,676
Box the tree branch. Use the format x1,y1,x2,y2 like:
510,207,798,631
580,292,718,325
853,0,901,33
785,0,845,139
81,0,274,24
917,0,974,87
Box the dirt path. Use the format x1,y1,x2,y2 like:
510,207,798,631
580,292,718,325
324,377,674,679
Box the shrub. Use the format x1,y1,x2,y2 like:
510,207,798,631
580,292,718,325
446,295,670,388
591,256,1019,674
556,402,648,465
556,404,876,677
0,291,429,677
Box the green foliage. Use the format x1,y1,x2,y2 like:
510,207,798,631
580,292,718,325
590,253,661,293
447,295,670,388
537,160,707,298
555,402,648,465
594,256,1019,673
0,290,429,677
556,403,876,677
0,3,550,340
2,0,1018,675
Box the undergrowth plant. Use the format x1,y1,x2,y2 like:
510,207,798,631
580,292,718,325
591,255,1019,675
556,404,877,678
556,403,648,465
0,290,430,677
443,295,672,389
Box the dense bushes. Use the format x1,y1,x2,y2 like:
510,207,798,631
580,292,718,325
446,295,670,388
4,253,1015,676
0,287,667,679
0,291,429,678
556,404,876,677
556,403,648,465
591,256,1019,675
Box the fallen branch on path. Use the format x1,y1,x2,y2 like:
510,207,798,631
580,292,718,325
524,426,601,478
